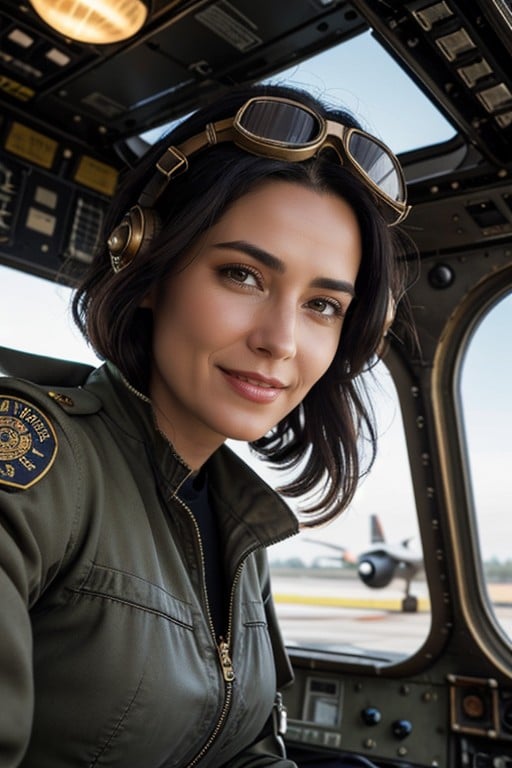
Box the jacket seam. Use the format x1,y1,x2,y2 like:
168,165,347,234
88,665,147,767
84,560,191,598
69,587,195,628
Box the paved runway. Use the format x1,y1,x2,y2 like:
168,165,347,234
271,575,512,656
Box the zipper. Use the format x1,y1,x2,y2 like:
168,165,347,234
120,374,151,403
171,491,235,768
184,572,240,766
170,473,293,766
120,373,194,472
183,523,292,767
217,637,235,682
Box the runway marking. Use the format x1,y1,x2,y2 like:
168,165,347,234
273,592,431,612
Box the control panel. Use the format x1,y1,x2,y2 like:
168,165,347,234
284,671,512,767
450,675,512,768
0,120,116,282
283,669,448,766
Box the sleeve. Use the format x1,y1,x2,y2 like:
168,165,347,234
0,394,82,766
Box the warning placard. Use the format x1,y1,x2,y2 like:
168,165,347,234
196,1,261,52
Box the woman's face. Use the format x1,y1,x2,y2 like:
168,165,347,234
145,180,361,468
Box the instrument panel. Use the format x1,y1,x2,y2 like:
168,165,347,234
283,668,448,766
284,668,512,767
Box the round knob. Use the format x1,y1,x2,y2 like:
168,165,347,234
392,719,413,739
361,707,382,726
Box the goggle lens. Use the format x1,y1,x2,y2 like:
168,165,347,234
237,99,406,221
239,100,319,144
347,131,404,204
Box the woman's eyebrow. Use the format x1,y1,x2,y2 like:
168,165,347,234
214,239,356,296
214,240,285,273
310,276,355,296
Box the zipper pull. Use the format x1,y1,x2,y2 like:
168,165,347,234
218,638,235,682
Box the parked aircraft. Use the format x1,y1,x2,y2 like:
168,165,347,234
306,515,424,612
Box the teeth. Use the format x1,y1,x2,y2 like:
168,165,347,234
237,374,273,388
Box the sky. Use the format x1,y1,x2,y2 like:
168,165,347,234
459,294,512,563
264,31,455,153
0,30,510,565
143,30,456,154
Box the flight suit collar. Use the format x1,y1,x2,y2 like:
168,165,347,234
84,364,299,548
83,362,193,494
206,445,299,579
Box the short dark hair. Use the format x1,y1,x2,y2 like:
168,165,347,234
72,83,412,525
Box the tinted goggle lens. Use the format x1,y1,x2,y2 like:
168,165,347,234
237,99,406,222
238,100,320,144
347,131,404,204
149,99,408,227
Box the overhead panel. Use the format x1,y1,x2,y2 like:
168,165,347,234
356,0,512,166
0,0,367,152
0,0,367,281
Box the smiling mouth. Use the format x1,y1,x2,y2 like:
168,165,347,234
219,368,287,403
233,374,279,389
221,369,286,389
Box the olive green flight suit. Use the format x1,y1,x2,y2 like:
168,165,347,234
0,352,298,767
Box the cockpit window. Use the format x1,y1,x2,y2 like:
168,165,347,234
460,291,512,644
0,265,98,365
264,30,456,154
232,361,430,664
142,31,455,155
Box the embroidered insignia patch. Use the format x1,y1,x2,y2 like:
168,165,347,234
0,396,58,490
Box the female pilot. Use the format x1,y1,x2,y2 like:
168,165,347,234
0,83,410,766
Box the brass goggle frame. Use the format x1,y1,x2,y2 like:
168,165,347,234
138,96,410,226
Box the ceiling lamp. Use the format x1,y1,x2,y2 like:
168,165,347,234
28,0,148,44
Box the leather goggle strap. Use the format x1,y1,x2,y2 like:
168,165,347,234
137,118,236,208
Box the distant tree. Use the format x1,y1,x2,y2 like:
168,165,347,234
483,558,512,582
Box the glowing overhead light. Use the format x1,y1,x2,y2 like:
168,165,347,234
28,0,148,44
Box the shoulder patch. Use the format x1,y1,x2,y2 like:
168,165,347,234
0,396,58,490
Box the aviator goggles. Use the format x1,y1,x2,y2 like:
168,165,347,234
138,96,410,226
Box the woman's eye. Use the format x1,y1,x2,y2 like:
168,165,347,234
220,265,261,288
308,297,343,317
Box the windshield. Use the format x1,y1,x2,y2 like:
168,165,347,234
265,30,455,154
142,30,455,155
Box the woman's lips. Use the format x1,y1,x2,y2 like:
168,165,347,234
219,368,286,403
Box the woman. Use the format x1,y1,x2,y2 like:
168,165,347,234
0,84,410,766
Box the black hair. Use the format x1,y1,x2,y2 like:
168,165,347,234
72,82,412,526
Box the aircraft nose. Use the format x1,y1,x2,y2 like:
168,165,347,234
358,561,374,577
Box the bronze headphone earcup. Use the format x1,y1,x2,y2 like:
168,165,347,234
108,205,162,272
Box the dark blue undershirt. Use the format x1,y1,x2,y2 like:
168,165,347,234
179,473,226,639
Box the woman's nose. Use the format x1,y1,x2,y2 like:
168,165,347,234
247,303,298,360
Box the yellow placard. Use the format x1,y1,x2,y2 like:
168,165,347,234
0,75,34,102
5,122,57,169
74,155,118,197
